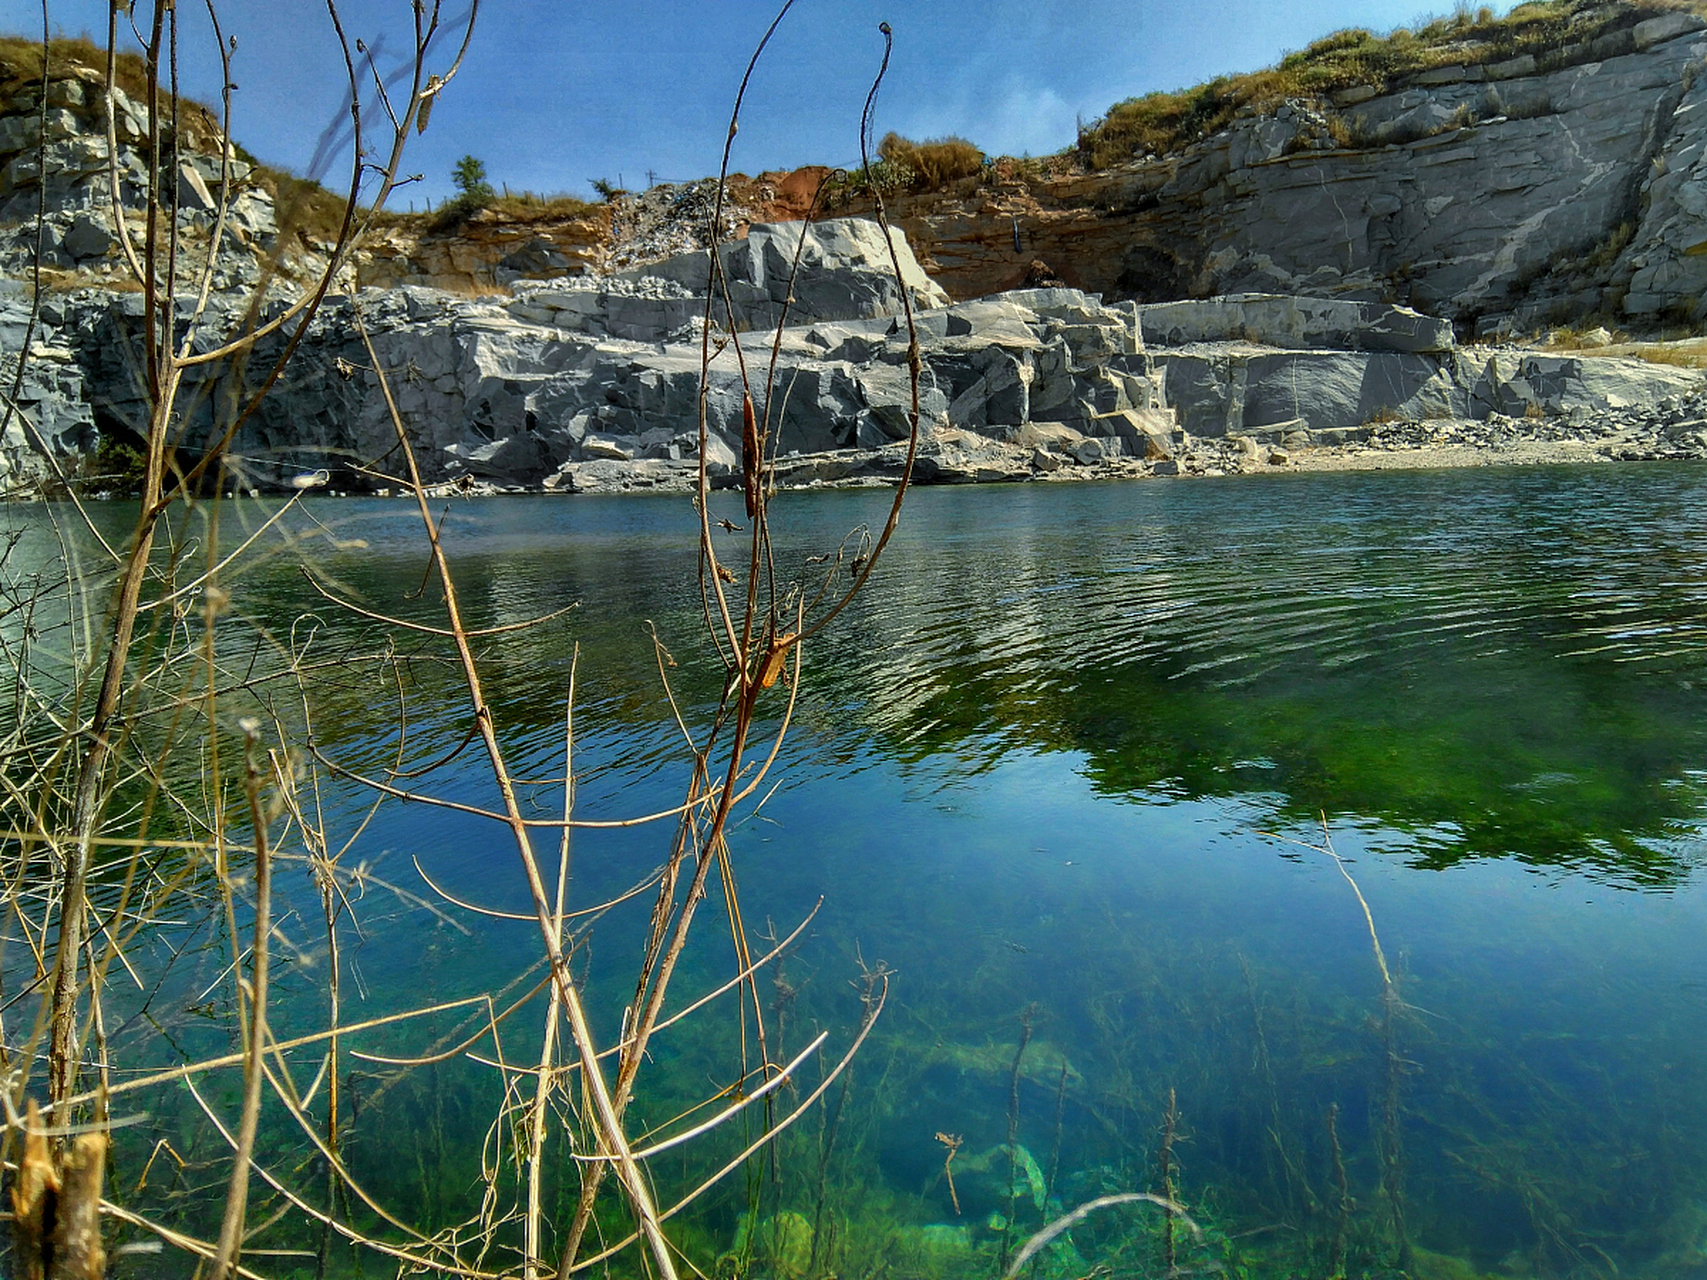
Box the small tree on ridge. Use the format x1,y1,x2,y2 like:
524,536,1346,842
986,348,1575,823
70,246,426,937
452,153,494,206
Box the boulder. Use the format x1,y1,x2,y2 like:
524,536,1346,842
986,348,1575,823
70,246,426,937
620,217,949,330
176,163,216,213
228,190,278,242
1634,12,1706,49
1139,294,1454,353
1159,339,1703,437
60,212,112,259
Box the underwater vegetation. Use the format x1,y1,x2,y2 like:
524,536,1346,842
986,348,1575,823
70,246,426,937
27,466,1707,1280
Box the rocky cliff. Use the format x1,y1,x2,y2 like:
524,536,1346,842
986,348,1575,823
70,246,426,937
21,212,1699,495
16,0,1707,328
4,9,1707,495
841,8,1707,334
15,4,1707,318
244,1,1707,332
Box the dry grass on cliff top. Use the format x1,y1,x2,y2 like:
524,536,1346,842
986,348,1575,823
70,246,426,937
877,133,986,189
383,190,599,240
487,191,597,220
0,32,445,245
0,32,226,147
1078,0,1707,166
1,32,143,100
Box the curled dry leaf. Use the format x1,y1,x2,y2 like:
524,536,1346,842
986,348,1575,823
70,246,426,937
757,633,797,690
416,74,444,134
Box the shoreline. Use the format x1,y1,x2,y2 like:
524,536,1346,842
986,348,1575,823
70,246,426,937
374,412,1707,500
36,397,1701,503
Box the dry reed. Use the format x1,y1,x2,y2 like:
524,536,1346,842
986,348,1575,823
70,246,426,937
2,3,919,1277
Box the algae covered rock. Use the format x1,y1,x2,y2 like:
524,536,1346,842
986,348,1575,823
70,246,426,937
954,1142,1048,1218
891,1222,977,1274
1406,1245,1506,1280
730,1210,814,1278
1651,1201,1707,1276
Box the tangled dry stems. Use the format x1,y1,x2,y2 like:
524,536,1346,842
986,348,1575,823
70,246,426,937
0,4,925,1278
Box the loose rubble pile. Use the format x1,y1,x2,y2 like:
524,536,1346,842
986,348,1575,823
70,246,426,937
604,179,752,272
0,64,291,289
1306,388,1707,463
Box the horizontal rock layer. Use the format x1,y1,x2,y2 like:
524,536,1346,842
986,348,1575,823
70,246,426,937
1,201,1702,495
862,16,1707,329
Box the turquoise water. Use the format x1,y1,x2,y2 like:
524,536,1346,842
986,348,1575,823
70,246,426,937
14,465,1707,1278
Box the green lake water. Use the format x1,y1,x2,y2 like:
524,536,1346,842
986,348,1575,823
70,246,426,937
14,463,1707,1279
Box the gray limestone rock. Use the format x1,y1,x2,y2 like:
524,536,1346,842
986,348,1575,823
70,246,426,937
1139,294,1454,353
620,217,950,331
1160,337,1702,438
60,212,112,260
1615,65,1707,321
17,23,1707,336
8,266,1707,491
1101,29,1707,325
166,269,1154,489
2,73,1704,502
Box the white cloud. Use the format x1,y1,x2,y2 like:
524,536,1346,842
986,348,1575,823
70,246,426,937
980,80,1079,157
900,76,1080,158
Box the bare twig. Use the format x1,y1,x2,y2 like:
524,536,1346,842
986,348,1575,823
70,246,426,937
208,722,273,1280
1002,1194,1198,1280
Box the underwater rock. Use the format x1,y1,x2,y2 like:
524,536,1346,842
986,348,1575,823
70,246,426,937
889,1223,977,1274
920,1223,973,1254
954,1142,1048,1218
730,1210,814,1278
928,1037,1082,1089
1406,1245,1506,1280
1651,1201,1707,1276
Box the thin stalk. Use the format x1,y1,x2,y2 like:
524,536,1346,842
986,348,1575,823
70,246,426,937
1327,1103,1350,1279
209,723,273,1280
998,1007,1035,1276
526,657,577,1279
1046,1059,1067,1208
356,312,678,1280
1159,1089,1178,1276
1262,816,1409,1271
809,1036,850,1268
46,362,182,1108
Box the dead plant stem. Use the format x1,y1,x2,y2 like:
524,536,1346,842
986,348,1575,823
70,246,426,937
357,310,679,1280
209,724,273,1280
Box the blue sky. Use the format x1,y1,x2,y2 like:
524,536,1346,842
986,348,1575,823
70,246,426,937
3,1,1479,206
